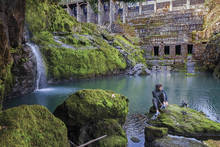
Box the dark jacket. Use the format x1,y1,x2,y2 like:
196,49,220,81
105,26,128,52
152,90,168,103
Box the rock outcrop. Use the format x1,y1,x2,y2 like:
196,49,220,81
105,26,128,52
0,105,69,146
147,105,220,140
54,89,129,147
0,0,26,108
127,63,151,76
25,0,146,81
197,0,220,78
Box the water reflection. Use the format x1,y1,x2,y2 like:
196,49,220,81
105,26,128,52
4,72,220,122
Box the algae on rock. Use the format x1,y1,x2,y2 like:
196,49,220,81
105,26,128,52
148,105,220,140
0,105,69,146
54,89,129,146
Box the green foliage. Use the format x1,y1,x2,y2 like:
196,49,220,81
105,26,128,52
0,105,69,146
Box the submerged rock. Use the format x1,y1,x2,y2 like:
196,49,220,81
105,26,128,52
130,136,141,143
147,105,220,140
0,105,69,146
54,89,129,147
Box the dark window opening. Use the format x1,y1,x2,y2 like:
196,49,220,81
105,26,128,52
175,45,181,55
164,46,170,55
154,46,159,56
187,44,193,54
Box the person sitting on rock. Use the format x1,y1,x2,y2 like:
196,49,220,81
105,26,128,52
152,84,168,119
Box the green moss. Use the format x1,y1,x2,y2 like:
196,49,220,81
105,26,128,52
91,119,127,147
26,0,151,80
145,126,168,142
0,105,69,146
113,35,146,66
54,89,129,125
148,105,220,140
185,73,197,76
54,89,129,146
0,62,13,110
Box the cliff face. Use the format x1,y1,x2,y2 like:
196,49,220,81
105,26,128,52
0,0,25,109
200,0,220,77
0,0,37,108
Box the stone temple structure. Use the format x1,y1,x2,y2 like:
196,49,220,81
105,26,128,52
60,0,207,63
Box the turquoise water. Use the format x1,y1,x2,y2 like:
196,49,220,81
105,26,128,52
5,72,220,122
4,72,220,146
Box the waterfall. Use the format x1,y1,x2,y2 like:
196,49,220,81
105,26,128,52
26,42,47,90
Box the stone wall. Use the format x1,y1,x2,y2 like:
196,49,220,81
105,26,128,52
128,9,206,60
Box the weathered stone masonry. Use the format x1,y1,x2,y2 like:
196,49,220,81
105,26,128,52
127,0,207,61
60,0,207,61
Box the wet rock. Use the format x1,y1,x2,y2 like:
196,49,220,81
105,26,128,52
0,0,26,108
204,139,220,147
145,126,168,142
150,136,207,147
147,105,220,140
0,105,69,146
8,44,37,97
127,63,151,76
130,137,141,143
54,89,129,147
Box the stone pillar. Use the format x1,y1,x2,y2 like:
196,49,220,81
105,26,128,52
109,0,115,26
66,5,72,16
186,0,190,9
139,2,142,15
170,45,175,58
87,2,92,23
170,0,173,11
154,0,157,13
77,2,81,22
122,2,127,23
98,0,104,25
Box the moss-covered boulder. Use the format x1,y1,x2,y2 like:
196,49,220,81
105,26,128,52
145,126,168,142
147,105,220,140
54,89,129,147
0,105,69,146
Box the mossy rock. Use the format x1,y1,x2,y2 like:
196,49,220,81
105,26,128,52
25,0,147,81
54,89,129,146
150,136,207,147
0,105,69,146
79,119,127,147
204,139,220,147
148,105,220,140
144,126,168,142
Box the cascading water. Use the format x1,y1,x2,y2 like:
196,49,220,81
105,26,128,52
26,42,47,90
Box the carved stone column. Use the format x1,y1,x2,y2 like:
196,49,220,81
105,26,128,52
98,0,104,25
87,2,92,23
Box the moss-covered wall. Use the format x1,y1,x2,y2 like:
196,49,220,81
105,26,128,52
26,0,145,81
0,0,25,109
